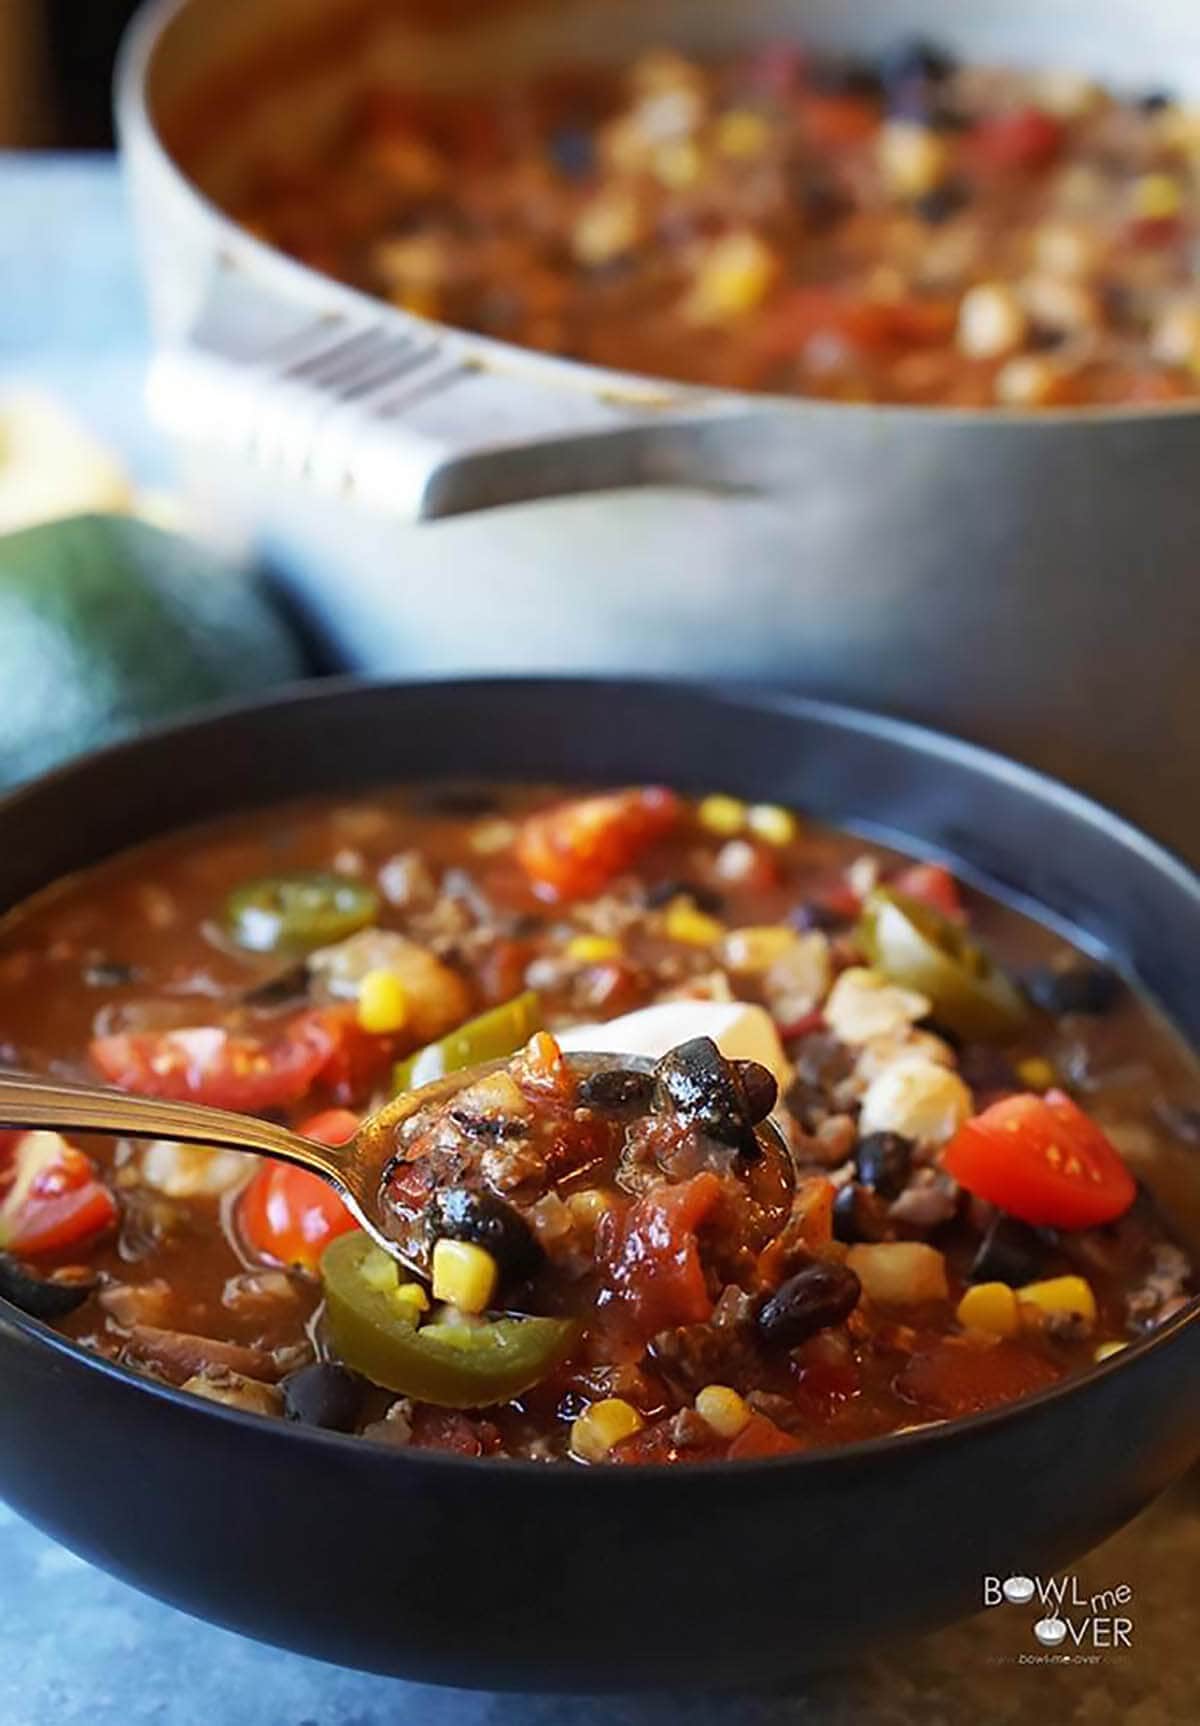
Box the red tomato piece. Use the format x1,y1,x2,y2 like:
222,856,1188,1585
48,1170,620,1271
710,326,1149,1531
726,1412,803,1459
516,787,683,901
797,93,879,148
599,1171,721,1335
298,1108,360,1147
891,862,964,922
610,1416,720,1465
89,1012,337,1113
967,106,1063,172
0,1131,118,1257
238,1159,358,1272
942,1090,1136,1229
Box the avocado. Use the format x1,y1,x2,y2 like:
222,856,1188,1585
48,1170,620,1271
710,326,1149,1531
0,513,309,789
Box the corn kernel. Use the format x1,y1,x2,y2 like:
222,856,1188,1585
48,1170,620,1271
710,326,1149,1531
746,804,797,846
653,139,703,188
1094,1340,1127,1362
566,934,622,965
695,1384,752,1439
573,190,641,266
698,794,746,836
665,898,725,947
1131,172,1183,221
356,968,409,1034
878,121,950,200
431,1239,499,1315
720,925,797,973
956,1281,1020,1338
683,231,778,324
570,1398,644,1462
1016,1056,1057,1092
566,1187,614,1230
716,109,770,160
1017,1275,1097,1327
389,1281,431,1322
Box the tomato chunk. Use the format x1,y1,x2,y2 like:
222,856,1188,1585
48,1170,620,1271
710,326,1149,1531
89,1012,341,1112
516,787,682,901
726,1412,803,1459
943,1090,1136,1229
0,1130,118,1257
967,107,1063,172
890,863,964,923
599,1171,721,1335
238,1109,359,1270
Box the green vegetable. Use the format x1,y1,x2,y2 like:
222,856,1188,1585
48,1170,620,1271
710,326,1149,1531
321,1231,577,1407
859,888,1028,1043
0,514,307,790
393,990,543,1093
226,872,379,954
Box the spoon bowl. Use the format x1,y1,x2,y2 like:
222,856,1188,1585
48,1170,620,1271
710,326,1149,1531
0,1052,795,1280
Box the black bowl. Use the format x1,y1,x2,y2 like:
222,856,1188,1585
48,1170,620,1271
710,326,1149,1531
0,678,1197,1690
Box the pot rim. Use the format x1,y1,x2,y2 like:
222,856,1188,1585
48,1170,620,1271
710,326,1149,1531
116,0,1200,432
2,670,1197,1481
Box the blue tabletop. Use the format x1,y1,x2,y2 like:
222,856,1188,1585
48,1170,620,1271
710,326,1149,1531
2,153,1198,1726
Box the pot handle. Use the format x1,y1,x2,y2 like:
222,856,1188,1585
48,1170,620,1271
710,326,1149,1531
147,269,746,520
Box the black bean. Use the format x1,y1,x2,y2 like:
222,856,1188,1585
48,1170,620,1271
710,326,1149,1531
1138,90,1173,113
854,1132,914,1200
757,1262,862,1349
282,1361,366,1432
1025,963,1123,1016
449,1109,528,1142
789,900,851,934
969,1217,1049,1288
578,1067,657,1114
914,180,969,225
831,1183,890,1245
734,1060,778,1126
880,37,956,87
425,1186,543,1283
644,879,723,914
654,1037,760,1160
0,1254,96,1319
809,55,882,99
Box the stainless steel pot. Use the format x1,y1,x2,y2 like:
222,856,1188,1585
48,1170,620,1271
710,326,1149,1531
117,0,1200,859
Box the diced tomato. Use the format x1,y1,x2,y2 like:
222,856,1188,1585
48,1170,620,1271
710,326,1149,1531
891,862,964,922
89,1013,337,1112
610,1416,720,1465
966,106,1063,172
238,1108,360,1271
308,1005,402,1102
297,1108,361,1147
797,93,879,148
516,787,683,901
726,1412,803,1459
755,291,953,368
943,1091,1136,1230
898,1337,1061,1418
599,1171,721,1335
0,1130,118,1257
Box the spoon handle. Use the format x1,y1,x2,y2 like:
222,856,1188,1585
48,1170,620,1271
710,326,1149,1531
0,1069,345,1183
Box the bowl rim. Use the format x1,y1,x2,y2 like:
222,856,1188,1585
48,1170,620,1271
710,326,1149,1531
116,0,1200,432
1,670,1197,1480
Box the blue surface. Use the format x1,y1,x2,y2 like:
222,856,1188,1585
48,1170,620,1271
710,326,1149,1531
0,152,165,485
2,153,1198,1726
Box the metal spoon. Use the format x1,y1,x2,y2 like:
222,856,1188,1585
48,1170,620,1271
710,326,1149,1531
0,1052,794,1275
